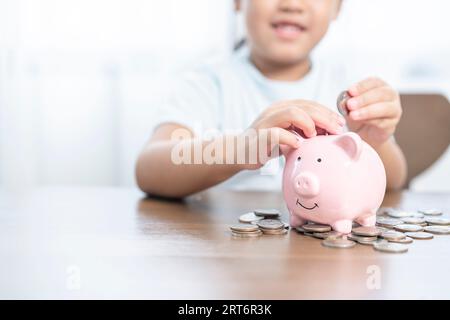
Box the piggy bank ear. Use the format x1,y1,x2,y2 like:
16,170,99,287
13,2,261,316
334,132,363,161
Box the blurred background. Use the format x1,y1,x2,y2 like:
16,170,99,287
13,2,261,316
0,0,449,192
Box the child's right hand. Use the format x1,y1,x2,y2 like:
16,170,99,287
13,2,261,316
240,100,346,169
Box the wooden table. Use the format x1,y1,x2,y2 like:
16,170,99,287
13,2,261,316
0,187,449,299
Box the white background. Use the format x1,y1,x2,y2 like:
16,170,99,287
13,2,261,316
0,0,449,192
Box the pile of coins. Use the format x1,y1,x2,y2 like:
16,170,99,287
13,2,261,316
231,207,449,252
230,209,288,238
295,207,450,253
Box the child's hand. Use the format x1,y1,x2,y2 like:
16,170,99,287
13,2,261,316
345,77,402,148
240,100,346,169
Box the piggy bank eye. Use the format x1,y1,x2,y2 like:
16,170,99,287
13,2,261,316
297,156,301,161
317,158,322,163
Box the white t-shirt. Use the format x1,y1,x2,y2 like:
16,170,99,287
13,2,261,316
155,47,352,191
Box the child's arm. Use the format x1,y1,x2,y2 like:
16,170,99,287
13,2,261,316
345,77,408,190
136,101,345,198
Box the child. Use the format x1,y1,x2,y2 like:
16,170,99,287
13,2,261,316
136,0,407,198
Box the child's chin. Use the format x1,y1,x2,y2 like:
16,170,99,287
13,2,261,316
268,46,310,64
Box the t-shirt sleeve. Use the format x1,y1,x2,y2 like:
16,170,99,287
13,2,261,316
153,69,221,136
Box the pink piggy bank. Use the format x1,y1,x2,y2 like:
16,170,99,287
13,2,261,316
281,132,386,234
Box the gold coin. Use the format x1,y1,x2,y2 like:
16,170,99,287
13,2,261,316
405,232,434,240
424,226,450,235
394,224,424,233
352,226,382,237
302,224,332,233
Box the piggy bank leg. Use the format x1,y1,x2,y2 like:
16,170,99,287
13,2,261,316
290,213,306,228
331,220,353,234
356,212,376,227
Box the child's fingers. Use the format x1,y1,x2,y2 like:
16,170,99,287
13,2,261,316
347,86,397,111
349,102,398,121
266,104,344,135
348,77,387,96
266,100,345,125
262,107,317,137
267,127,302,149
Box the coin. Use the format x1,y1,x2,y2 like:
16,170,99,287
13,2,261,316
373,241,409,253
257,219,284,230
313,231,341,240
405,232,434,240
322,237,356,249
400,217,426,225
423,226,450,235
302,224,332,233
380,230,406,241
425,217,450,226
295,227,306,234
357,237,379,245
230,224,260,233
388,237,414,244
394,224,424,233
261,228,288,235
352,226,382,237
239,212,264,224
336,91,350,116
419,209,443,216
254,209,280,218
231,231,262,238
376,219,404,228
387,209,414,218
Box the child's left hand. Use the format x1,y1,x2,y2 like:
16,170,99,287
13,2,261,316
344,77,402,148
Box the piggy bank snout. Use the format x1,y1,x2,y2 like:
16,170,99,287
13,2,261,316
294,172,320,197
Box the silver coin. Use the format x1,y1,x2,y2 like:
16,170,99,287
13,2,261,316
302,223,332,233
261,228,288,235
295,226,306,234
387,209,414,218
419,209,443,216
425,217,450,226
410,212,425,218
400,217,426,225
239,212,264,224
322,237,356,249
373,241,409,253
230,224,260,233
254,209,280,218
336,91,350,116
388,237,414,244
394,224,424,233
405,232,434,240
357,237,379,245
231,231,262,238
352,226,382,237
380,230,406,241
257,219,284,230
424,226,450,235
313,231,341,240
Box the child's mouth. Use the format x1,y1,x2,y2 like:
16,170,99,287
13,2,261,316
272,22,306,40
